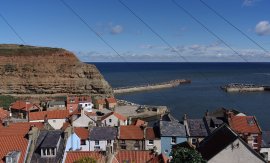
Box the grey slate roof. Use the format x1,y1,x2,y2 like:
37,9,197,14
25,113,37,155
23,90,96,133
89,127,117,140
204,116,225,134
159,120,186,137
187,119,208,137
262,131,270,148
31,130,65,163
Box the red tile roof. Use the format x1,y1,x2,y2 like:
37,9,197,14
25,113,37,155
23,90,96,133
64,151,105,163
0,122,44,136
0,136,28,163
0,108,9,120
101,112,127,121
10,101,39,111
29,110,70,121
105,97,117,103
135,119,146,126
119,126,144,140
229,115,261,134
74,127,89,140
145,128,157,140
95,99,106,105
113,151,157,163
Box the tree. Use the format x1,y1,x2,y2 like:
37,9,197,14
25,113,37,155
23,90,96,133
170,147,206,163
73,157,97,163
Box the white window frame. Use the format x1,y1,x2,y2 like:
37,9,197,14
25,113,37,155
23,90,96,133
148,140,154,145
171,137,177,144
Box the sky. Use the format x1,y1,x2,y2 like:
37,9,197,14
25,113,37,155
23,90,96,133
0,0,270,62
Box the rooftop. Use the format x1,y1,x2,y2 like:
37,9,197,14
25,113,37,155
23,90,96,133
187,119,208,137
101,112,127,121
119,125,144,140
0,108,9,120
0,136,28,163
113,150,157,163
159,121,186,137
74,127,89,140
0,122,44,136
229,115,261,134
39,130,62,148
10,101,38,111
105,97,117,103
89,127,117,140
64,151,105,163
29,110,70,121
145,127,159,140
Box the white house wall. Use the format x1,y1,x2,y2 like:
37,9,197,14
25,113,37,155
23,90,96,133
89,140,114,152
101,115,126,127
48,119,66,130
145,139,161,154
209,139,265,163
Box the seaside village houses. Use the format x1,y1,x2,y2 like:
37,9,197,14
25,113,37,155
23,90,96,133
1,95,270,163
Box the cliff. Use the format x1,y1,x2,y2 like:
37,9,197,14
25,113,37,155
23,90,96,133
0,44,113,97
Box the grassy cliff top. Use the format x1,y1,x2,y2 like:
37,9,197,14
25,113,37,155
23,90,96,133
0,44,65,56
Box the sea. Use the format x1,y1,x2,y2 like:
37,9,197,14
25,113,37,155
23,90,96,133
90,62,270,130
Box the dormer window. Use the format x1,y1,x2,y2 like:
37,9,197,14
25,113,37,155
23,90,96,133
5,151,21,163
41,148,57,157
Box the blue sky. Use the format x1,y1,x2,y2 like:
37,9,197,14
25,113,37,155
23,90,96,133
0,0,270,62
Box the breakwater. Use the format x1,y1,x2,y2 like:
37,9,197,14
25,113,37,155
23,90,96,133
113,79,191,94
221,83,270,92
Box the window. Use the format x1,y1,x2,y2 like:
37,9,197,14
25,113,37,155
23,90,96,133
109,119,112,123
107,140,111,144
171,137,176,144
121,146,126,150
121,140,125,144
81,140,86,145
94,146,100,151
53,120,56,123
164,149,168,153
148,140,154,145
191,138,197,145
95,141,99,145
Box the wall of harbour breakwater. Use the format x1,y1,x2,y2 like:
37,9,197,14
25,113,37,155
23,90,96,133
113,79,191,94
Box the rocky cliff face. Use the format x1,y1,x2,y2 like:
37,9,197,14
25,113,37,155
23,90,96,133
0,44,113,97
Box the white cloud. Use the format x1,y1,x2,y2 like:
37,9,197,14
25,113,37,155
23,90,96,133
75,42,270,62
242,0,259,6
110,25,124,35
255,21,270,36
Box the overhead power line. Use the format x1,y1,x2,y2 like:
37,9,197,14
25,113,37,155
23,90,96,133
118,0,188,62
199,0,269,53
171,0,249,62
59,0,128,62
0,12,26,44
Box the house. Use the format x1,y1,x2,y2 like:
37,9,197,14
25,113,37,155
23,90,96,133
228,114,262,151
72,111,98,128
111,150,163,163
62,151,105,163
30,130,65,163
118,125,145,150
29,110,70,129
197,124,266,163
101,112,127,126
105,97,117,109
0,122,44,137
183,115,208,146
89,127,117,152
159,120,187,156
74,127,90,151
94,99,106,110
0,136,29,163
203,115,225,134
67,96,93,113
145,127,161,154
0,107,9,122
64,128,81,152
46,100,66,110
10,101,40,119
260,131,270,162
